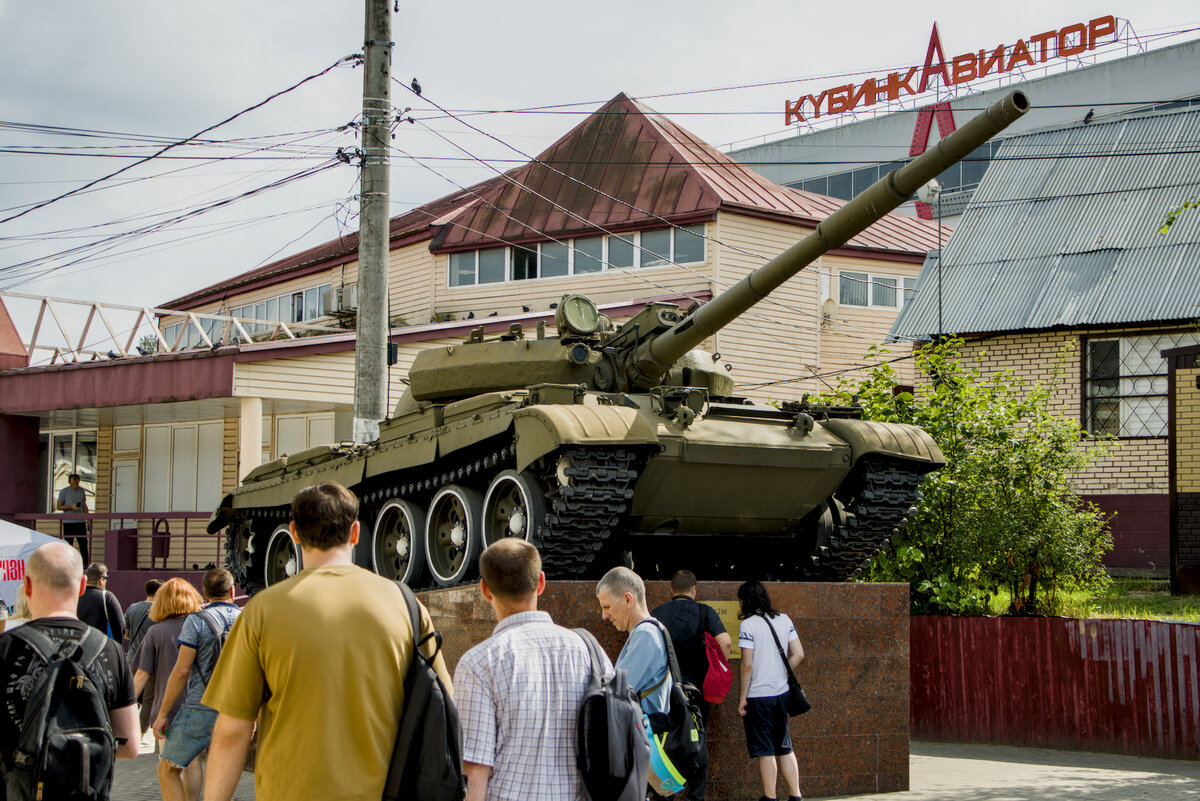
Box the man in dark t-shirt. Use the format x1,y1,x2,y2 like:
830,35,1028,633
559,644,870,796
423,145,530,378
651,570,733,801
0,542,140,786
76,562,126,643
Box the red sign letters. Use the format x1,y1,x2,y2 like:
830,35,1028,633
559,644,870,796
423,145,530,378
785,15,1117,124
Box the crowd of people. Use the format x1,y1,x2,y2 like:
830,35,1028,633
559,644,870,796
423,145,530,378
0,480,808,801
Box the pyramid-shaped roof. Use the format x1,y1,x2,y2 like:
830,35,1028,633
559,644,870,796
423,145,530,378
167,94,941,309
433,93,939,252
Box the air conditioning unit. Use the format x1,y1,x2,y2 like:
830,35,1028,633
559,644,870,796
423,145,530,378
322,283,359,314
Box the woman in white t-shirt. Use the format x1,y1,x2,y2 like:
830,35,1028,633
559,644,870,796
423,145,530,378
736,580,805,801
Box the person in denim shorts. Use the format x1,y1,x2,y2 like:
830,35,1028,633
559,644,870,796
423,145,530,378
153,568,240,801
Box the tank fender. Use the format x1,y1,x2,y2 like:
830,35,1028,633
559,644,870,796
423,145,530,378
821,418,945,467
207,493,234,534
231,458,368,510
512,405,659,472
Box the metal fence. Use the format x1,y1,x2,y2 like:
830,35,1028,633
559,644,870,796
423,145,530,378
911,615,1200,759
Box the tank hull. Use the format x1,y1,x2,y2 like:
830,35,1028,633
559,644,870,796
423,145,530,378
213,389,942,593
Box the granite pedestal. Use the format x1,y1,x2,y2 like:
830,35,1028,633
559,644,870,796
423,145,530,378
419,580,909,800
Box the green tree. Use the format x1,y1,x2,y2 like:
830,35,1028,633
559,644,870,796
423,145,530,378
821,338,1113,615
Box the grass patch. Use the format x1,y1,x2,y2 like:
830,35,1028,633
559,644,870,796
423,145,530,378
982,578,1200,622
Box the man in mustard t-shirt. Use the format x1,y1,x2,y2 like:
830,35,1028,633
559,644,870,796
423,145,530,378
201,482,452,801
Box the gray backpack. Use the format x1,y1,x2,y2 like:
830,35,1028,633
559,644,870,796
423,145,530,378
573,628,651,801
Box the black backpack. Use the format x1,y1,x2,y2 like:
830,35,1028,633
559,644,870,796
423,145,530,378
5,625,116,801
642,619,706,784
381,582,466,801
573,628,650,801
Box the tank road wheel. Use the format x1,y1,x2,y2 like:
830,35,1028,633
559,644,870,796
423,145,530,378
425,484,483,587
482,470,548,547
372,499,428,586
264,525,302,587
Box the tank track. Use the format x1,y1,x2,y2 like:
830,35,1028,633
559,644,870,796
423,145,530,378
819,456,925,581
225,506,289,594
537,447,639,578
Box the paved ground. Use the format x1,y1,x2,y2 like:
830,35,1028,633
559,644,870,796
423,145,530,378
112,738,1200,800
111,730,255,801
824,741,1200,801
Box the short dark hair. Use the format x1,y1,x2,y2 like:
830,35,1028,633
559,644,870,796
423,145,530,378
202,567,234,600
291,482,359,550
84,562,108,583
670,569,697,595
68,473,80,481
479,539,541,601
145,579,165,596
736,579,779,620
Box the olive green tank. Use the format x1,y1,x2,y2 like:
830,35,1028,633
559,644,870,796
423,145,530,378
210,91,1030,593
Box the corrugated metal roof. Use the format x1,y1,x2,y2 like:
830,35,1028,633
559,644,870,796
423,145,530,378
890,105,1200,341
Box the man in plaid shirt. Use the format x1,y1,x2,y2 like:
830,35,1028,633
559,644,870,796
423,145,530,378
455,539,607,801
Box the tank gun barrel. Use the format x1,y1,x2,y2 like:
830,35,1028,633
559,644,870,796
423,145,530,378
624,90,1030,390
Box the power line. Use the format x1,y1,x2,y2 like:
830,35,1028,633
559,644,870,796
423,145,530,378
0,54,358,227
1,160,343,289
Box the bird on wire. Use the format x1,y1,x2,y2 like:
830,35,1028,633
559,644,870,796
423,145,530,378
411,78,422,96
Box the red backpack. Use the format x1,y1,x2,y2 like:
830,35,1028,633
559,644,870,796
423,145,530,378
702,632,732,703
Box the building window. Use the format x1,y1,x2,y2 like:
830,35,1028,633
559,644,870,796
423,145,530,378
446,225,706,287
37,430,97,514
838,271,908,308
1084,333,1200,437
839,271,869,306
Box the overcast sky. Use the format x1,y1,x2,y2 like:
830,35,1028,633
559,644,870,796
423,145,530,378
0,0,1196,334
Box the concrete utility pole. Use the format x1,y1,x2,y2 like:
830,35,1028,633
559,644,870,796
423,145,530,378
353,0,392,443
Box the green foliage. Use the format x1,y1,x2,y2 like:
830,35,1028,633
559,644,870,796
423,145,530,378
820,339,1113,616
1159,195,1198,235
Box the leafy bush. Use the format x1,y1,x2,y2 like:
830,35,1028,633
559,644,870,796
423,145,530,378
822,338,1113,616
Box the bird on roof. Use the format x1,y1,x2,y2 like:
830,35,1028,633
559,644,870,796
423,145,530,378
466,311,475,319
488,311,498,317
411,78,422,96
1083,108,1094,124
521,305,530,312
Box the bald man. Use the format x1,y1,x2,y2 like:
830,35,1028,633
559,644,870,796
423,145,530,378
0,542,140,797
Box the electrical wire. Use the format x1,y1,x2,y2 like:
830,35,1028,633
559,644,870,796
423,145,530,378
0,54,358,227
1,160,343,289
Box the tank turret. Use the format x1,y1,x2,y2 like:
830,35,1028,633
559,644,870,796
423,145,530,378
212,92,1030,593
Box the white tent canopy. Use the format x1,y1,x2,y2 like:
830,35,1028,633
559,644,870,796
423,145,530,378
0,520,62,609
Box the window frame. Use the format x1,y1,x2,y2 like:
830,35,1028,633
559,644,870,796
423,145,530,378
445,224,707,288
838,270,912,310
1081,331,1200,439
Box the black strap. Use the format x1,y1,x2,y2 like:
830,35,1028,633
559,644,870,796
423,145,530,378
11,624,106,672
572,628,607,685
759,613,799,686
394,581,441,665
128,607,151,650
637,618,683,699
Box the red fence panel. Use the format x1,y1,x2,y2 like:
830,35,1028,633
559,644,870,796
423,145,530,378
911,616,1200,759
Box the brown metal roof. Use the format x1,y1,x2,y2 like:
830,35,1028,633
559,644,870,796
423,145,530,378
167,93,943,308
